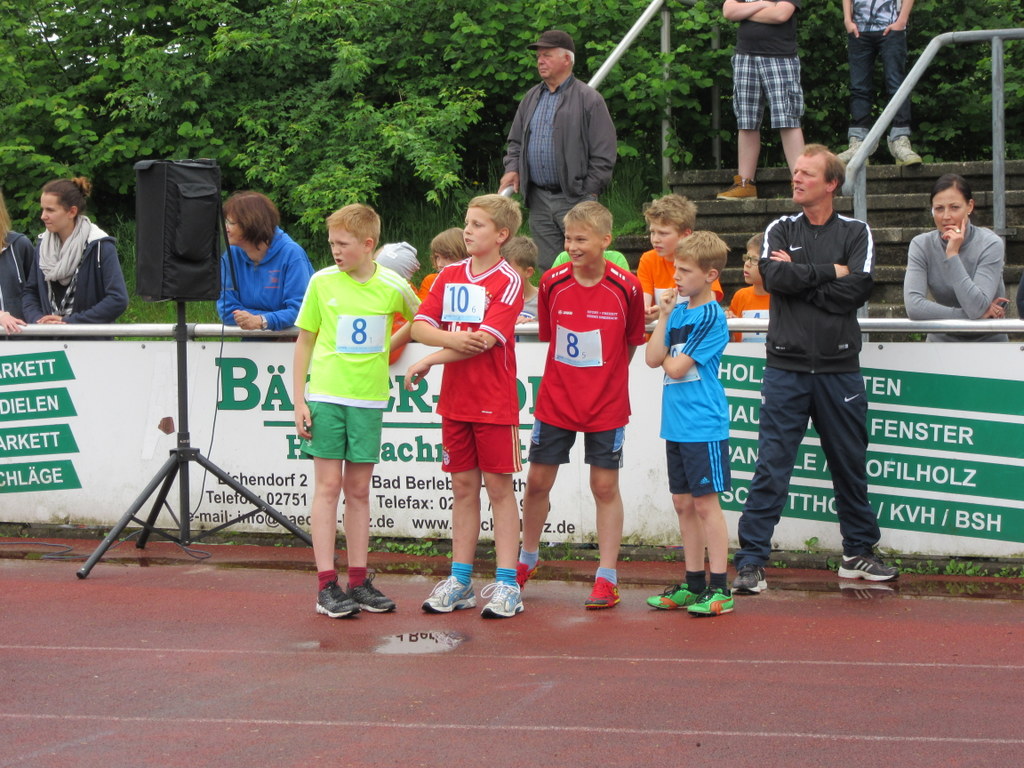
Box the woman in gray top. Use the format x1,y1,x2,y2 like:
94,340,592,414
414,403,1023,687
904,174,1008,342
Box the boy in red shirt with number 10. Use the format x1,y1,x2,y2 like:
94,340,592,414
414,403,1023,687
517,201,647,609
405,194,525,619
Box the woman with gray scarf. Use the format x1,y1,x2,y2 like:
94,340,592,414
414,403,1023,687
22,177,128,326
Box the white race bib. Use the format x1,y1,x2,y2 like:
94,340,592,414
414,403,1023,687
664,343,701,384
740,309,769,342
335,314,387,354
554,326,603,368
442,283,486,323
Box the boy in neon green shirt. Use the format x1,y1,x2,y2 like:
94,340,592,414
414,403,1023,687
293,203,419,618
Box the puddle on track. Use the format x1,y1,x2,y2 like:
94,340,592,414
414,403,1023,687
374,630,469,654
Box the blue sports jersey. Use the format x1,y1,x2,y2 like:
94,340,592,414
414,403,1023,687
660,301,730,443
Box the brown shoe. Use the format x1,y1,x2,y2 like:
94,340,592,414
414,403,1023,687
717,175,757,199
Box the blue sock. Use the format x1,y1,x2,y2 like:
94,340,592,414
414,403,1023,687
451,561,473,586
596,567,617,585
519,548,539,568
495,567,518,587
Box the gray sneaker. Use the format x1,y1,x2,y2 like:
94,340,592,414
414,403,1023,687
837,136,878,164
838,553,899,582
349,573,396,613
316,581,361,618
421,575,476,613
480,582,524,618
732,563,767,594
888,135,922,166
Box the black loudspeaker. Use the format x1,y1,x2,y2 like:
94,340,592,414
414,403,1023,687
135,159,222,301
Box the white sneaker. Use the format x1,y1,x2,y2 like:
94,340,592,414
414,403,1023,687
480,582,524,618
421,576,476,613
888,135,922,166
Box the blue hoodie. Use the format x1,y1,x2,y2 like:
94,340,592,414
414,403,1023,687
217,227,314,330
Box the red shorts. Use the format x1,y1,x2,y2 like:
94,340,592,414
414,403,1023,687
441,419,523,475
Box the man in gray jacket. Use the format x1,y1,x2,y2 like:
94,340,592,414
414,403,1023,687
500,30,617,270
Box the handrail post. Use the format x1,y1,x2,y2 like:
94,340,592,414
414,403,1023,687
991,36,1007,238
661,4,672,191
712,26,721,170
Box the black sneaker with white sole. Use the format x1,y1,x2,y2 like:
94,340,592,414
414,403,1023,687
837,553,899,582
349,574,396,613
732,563,767,594
316,581,361,618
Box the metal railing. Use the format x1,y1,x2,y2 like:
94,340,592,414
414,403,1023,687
7,318,1024,340
587,0,701,189
841,28,1024,229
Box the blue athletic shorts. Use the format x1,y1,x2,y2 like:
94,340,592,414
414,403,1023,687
665,439,731,497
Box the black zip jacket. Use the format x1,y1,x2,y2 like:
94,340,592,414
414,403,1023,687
1,232,35,320
759,210,873,374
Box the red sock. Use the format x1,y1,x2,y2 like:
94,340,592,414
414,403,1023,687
317,569,337,591
348,566,368,590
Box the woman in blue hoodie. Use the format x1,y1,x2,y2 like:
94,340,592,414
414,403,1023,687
217,191,314,331
22,177,128,326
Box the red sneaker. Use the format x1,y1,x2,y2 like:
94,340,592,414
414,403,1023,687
584,577,620,609
516,561,538,588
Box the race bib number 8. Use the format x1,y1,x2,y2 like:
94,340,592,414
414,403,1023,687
554,326,603,368
336,314,387,354
442,283,486,323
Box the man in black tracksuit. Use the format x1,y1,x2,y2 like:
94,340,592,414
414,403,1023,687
731,143,898,594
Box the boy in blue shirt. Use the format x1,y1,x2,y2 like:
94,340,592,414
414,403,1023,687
644,231,734,616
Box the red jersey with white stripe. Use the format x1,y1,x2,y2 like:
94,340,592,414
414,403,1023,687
535,261,647,431
415,257,523,424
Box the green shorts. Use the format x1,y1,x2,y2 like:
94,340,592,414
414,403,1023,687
300,401,384,463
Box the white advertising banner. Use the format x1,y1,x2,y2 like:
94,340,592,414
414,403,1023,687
1,340,1021,557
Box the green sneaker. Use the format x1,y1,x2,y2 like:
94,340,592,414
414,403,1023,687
646,583,701,610
687,587,735,617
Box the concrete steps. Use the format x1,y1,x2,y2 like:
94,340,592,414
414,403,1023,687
610,160,1023,318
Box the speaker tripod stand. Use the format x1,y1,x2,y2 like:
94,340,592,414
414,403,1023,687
77,301,311,578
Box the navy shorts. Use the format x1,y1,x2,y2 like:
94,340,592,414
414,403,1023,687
528,420,624,470
666,439,731,497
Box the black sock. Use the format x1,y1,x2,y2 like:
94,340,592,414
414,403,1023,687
686,570,707,593
710,572,728,591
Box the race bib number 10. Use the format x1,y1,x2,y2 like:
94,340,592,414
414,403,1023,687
442,283,486,323
554,326,603,367
336,314,387,354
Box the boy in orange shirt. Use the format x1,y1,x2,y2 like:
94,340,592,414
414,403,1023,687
726,233,771,342
638,194,723,323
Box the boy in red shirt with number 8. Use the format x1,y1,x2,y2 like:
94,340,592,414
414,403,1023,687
517,201,647,608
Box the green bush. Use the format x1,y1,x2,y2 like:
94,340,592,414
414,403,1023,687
2,0,1020,241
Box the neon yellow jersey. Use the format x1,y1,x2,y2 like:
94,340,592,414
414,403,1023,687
548,249,630,271
296,264,419,407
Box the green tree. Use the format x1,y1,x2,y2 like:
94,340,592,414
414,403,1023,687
1,0,1020,238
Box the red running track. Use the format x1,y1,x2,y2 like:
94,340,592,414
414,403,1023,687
2,555,1023,767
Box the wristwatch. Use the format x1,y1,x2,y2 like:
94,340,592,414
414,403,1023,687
260,316,268,330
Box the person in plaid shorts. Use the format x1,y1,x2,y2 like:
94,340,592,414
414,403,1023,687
717,0,806,200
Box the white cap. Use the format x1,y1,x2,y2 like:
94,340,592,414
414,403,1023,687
375,242,419,280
